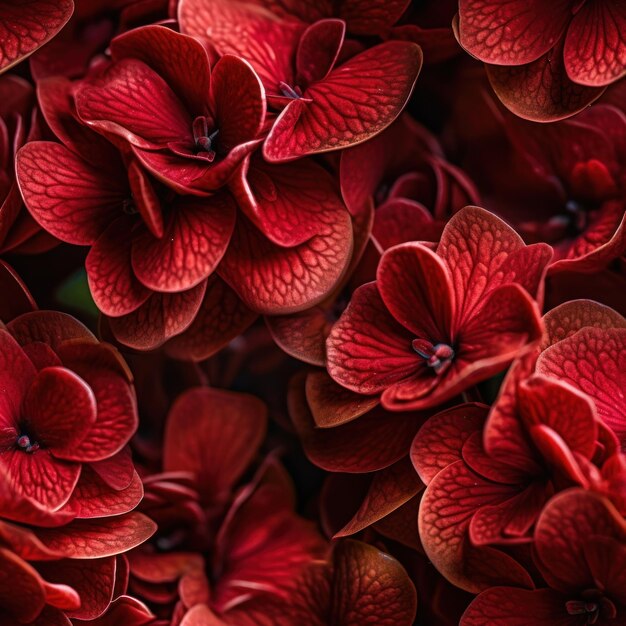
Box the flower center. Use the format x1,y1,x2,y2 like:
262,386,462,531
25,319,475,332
566,590,617,624
412,339,455,375
192,116,219,162
278,81,303,99
16,433,39,453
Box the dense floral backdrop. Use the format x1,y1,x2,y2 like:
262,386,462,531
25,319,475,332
1,1,626,624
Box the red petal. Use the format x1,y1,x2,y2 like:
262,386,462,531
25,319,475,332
214,482,325,612
411,403,487,484
178,0,302,93
534,488,626,590
108,281,207,351
419,460,532,592
288,372,423,472
518,375,597,459
86,217,152,318
34,512,157,559
564,2,626,86
468,481,551,546
0,329,36,421
91,448,135,491
331,540,417,626
437,206,550,326
132,138,262,194
536,327,626,445
305,370,379,428
458,0,571,65
232,154,351,248
129,551,204,584
584,536,626,605
67,468,143,519
0,547,45,622
56,342,138,462
267,305,331,366
7,310,96,349
372,199,440,250
483,353,539,469
219,208,352,315
264,41,422,161
164,387,267,505
0,0,74,73
212,54,266,150
373,495,422,550
326,283,419,395
377,241,453,339
296,19,345,85
16,141,127,245
335,457,423,536
131,193,235,292
111,25,212,115
35,77,121,171
487,40,605,122
1,448,80,511
460,588,569,626
74,59,191,148
164,275,257,362
79,596,155,626
36,557,116,620
23,366,97,457
542,298,626,349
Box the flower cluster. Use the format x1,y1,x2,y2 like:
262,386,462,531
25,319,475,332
1,0,626,624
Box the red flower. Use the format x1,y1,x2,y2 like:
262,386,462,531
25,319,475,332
326,206,552,410
179,0,423,161
129,387,325,620
0,311,138,512
205,540,417,626
73,24,265,194
457,0,626,121
501,104,626,273
415,371,611,592
0,0,74,74
0,269,155,624
461,489,626,625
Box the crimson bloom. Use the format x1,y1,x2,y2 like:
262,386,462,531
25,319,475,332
179,0,423,161
461,489,626,625
0,310,138,512
501,104,626,273
73,24,265,194
0,0,74,74
326,206,552,411
129,387,326,621
205,540,417,626
457,0,626,121
0,269,155,625
16,72,255,356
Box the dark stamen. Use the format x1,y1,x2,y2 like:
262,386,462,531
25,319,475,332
279,81,303,99
16,434,39,453
412,339,455,375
